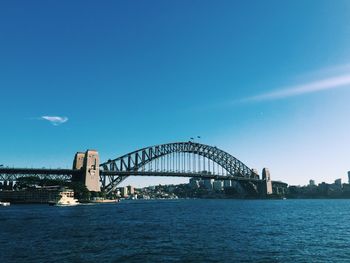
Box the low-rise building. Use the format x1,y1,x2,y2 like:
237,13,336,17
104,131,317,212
119,186,128,197
334,179,342,187
127,185,135,195
223,180,231,188
213,180,223,191
0,187,64,203
189,178,200,189
203,179,214,190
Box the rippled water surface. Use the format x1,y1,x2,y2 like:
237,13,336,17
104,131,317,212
1,199,350,262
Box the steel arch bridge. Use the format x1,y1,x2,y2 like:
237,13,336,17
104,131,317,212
99,142,260,194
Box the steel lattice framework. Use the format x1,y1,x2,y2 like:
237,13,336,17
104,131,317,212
100,142,259,193
0,168,78,182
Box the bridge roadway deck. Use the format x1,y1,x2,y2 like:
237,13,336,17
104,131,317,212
0,168,287,186
100,171,261,182
0,168,259,181
0,168,292,184
0,168,81,175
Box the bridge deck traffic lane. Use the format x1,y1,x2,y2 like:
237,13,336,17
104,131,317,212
0,168,81,175
99,170,261,182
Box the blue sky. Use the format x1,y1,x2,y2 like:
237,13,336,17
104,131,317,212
1,0,350,187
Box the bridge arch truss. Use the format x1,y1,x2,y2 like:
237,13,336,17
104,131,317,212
99,142,259,194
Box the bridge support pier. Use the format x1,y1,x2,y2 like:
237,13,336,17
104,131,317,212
73,150,100,192
258,168,272,197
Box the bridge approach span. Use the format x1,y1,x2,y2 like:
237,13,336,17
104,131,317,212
0,168,79,181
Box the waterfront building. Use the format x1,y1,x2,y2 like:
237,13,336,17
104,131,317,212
231,180,245,195
189,178,200,189
334,178,342,187
309,180,316,186
343,184,350,195
203,179,214,190
223,180,231,188
318,182,330,195
213,180,223,191
230,180,236,187
167,185,175,193
272,181,288,196
119,186,128,197
127,185,135,195
329,183,342,196
0,187,65,204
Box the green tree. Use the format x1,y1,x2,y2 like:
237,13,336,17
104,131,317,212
69,182,90,201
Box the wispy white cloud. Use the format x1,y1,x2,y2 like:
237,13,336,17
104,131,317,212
243,73,350,102
310,63,350,77
41,116,68,126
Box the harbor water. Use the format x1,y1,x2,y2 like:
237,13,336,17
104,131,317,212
1,199,350,262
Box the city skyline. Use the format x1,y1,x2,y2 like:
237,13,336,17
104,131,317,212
1,1,350,187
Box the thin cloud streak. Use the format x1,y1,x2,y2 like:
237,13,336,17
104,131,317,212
244,74,350,102
41,116,68,126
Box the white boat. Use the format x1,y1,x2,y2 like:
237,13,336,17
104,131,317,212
0,201,10,206
49,189,79,206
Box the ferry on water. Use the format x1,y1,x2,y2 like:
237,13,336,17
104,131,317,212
0,201,10,206
49,189,79,206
